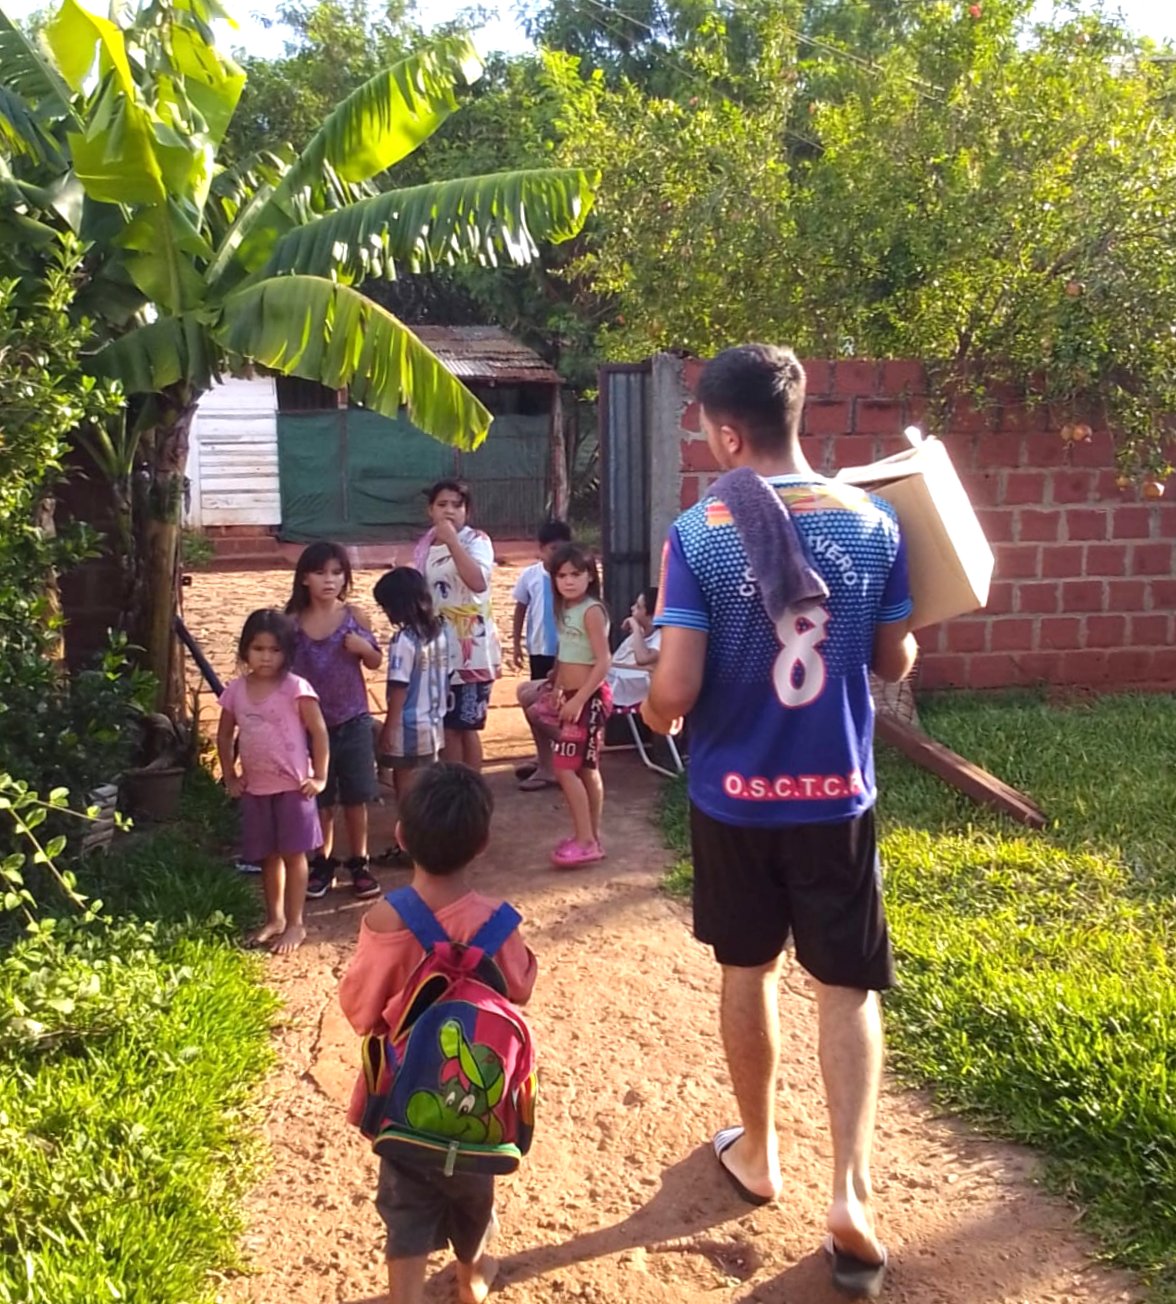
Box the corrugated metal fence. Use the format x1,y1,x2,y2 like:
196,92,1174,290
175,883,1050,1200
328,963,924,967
599,363,652,621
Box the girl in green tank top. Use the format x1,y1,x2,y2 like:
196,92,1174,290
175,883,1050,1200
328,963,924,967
539,544,613,867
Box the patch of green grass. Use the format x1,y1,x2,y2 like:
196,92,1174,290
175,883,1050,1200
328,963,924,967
0,772,276,1304
659,694,1176,1299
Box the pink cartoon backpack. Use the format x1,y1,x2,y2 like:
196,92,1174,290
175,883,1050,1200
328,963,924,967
358,886,537,1176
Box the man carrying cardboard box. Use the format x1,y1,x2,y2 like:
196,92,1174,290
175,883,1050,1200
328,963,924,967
643,343,918,1300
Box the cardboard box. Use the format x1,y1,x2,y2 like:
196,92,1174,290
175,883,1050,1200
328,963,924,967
836,433,994,629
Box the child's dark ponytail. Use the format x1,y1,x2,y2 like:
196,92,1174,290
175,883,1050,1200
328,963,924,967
373,567,441,642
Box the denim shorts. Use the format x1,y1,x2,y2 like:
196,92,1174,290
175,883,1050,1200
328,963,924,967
374,1156,495,1262
319,713,377,808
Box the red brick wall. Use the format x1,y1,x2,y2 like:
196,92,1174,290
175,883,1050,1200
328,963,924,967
675,357,1176,691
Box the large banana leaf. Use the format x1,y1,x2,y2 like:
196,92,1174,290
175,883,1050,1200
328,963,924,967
0,7,76,126
164,22,245,150
261,167,600,284
0,83,62,164
217,276,492,448
46,0,135,98
205,38,484,291
68,74,165,204
87,310,218,394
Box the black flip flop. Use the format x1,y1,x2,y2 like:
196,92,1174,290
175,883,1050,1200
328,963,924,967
373,844,410,867
712,1127,774,1207
514,761,539,780
824,1234,888,1299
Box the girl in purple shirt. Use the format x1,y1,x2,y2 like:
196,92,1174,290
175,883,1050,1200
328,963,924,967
288,541,383,901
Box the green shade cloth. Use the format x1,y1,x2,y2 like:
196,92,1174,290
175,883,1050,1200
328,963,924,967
277,409,549,541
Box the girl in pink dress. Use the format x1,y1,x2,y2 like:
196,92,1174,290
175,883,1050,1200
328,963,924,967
217,609,328,954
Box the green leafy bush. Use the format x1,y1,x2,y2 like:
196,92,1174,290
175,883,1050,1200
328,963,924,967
0,774,273,1304
0,236,136,850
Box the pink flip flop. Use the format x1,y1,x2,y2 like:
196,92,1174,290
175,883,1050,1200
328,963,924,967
551,839,605,868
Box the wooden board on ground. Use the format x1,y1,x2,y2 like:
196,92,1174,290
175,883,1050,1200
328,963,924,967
877,714,1046,829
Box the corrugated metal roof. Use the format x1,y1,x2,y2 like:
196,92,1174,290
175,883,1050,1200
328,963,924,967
413,326,562,386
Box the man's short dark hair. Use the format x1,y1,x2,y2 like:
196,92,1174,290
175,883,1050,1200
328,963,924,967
537,519,572,547
696,344,807,451
398,763,494,875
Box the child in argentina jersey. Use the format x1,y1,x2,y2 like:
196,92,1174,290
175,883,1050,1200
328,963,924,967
656,476,912,827
374,568,452,781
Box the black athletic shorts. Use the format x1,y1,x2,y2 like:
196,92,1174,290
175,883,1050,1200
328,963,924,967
689,804,895,990
528,654,556,682
375,1156,495,1262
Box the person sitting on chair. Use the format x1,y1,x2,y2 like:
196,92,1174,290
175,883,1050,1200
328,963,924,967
607,586,661,710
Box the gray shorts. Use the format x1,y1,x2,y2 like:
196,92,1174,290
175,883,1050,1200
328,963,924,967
375,1156,495,1262
319,713,377,808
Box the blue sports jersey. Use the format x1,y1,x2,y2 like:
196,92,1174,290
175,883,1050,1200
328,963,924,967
655,475,912,828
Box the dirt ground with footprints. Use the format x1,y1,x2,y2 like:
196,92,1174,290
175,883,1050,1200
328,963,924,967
183,558,1143,1304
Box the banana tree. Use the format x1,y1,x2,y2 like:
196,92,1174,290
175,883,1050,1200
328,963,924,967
0,0,597,706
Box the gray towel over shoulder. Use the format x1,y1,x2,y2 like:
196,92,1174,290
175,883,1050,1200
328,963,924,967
708,467,829,622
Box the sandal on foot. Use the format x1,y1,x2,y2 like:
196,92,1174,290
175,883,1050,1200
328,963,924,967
373,843,410,867
519,774,557,791
823,1234,888,1299
514,761,539,780
712,1127,776,1207
551,839,605,868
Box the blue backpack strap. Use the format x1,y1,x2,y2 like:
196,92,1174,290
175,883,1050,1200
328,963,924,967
469,903,522,960
386,886,449,951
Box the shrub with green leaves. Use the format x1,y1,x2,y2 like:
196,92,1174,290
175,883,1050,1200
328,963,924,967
0,773,274,1304
0,235,137,848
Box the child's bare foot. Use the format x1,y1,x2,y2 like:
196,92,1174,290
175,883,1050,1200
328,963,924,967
268,923,306,955
248,920,285,948
456,1254,498,1304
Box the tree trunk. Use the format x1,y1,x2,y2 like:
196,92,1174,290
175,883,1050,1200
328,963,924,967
138,393,197,713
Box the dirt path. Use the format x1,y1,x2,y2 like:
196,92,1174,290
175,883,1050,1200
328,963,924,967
187,566,1142,1304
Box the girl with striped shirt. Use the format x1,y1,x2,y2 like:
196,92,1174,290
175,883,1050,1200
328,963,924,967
374,568,451,809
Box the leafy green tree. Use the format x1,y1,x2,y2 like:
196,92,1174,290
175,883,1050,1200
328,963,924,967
0,0,597,703
222,0,418,161
527,0,1176,473
0,234,143,808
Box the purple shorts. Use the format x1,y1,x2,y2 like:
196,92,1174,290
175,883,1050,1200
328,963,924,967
240,790,322,862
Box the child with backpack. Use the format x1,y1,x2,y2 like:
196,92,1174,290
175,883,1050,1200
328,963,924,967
339,764,537,1304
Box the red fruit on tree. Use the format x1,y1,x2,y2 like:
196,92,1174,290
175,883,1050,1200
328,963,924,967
969,4,982,17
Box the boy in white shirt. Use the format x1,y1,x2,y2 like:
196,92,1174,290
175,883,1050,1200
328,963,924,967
513,520,572,789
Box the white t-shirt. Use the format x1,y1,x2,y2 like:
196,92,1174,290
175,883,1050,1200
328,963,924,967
424,526,502,684
511,561,559,658
607,627,662,708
